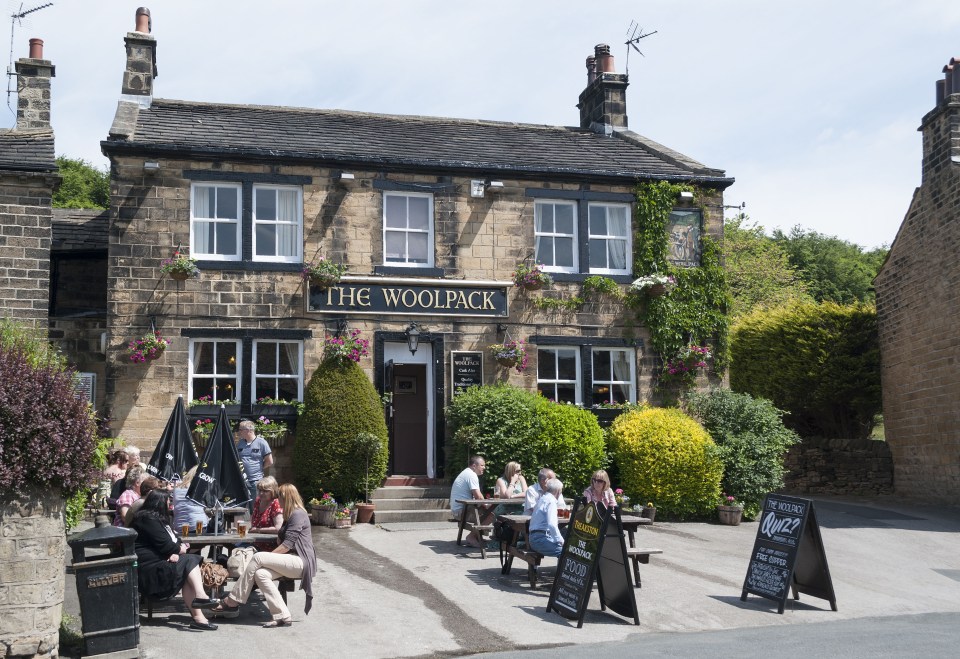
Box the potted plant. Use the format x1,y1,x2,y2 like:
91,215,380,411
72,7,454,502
614,488,631,508
253,416,289,448
160,249,200,281
512,262,552,291
252,396,302,418
635,501,657,522
191,417,216,450
301,257,347,289
589,400,640,427
717,493,743,526
310,492,338,527
127,331,170,363
661,344,712,388
489,339,528,372
631,273,676,297
333,506,352,529
324,329,370,364
188,395,240,416
354,432,382,524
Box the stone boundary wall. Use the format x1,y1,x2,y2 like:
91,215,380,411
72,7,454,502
783,437,894,496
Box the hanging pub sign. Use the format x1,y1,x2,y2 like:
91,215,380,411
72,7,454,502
740,494,837,614
451,351,483,397
307,277,509,318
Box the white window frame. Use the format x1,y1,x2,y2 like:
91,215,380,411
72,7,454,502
382,191,435,268
587,202,632,275
536,346,581,404
190,183,242,261
534,200,579,273
591,348,636,405
251,340,304,403
252,185,303,263
188,339,242,403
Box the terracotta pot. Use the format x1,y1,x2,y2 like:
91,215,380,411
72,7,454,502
355,502,375,524
170,271,191,281
717,505,743,526
647,283,667,297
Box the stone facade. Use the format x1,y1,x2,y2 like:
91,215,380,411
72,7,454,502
875,59,960,504
0,172,55,326
783,437,894,496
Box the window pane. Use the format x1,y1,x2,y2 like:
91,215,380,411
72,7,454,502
408,233,428,263
538,349,556,378
217,187,238,219
408,197,429,230
195,186,214,218
256,189,277,220
217,378,237,401
216,342,237,374
257,343,277,374
557,350,577,380
608,207,628,236
216,223,237,255
194,342,213,373
277,189,298,221
276,225,297,257
556,384,577,404
537,383,555,400
536,204,553,233
385,195,406,227
255,380,274,401
193,378,216,400
385,232,405,260
611,350,631,377
555,238,574,267
589,206,607,235
278,379,298,400
194,221,213,254
255,224,277,256
593,351,611,380
555,204,574,234
589,239,606,268
277,343,298,375
535,236,553,266
610,384,630,404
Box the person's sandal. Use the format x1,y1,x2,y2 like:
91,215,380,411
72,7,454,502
210,601,240,618
262,618,291,628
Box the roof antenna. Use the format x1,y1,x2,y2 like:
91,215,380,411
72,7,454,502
6,2,53,119
624,19,657,76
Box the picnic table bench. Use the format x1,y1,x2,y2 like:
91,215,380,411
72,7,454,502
454,498,517,559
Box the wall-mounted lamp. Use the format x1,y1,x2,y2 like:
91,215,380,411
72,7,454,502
679,190,694,200
405,322,421,355
337,172,357,189
496,323,508,334
143,160,160,172
486,180,504,192
334,318,348,338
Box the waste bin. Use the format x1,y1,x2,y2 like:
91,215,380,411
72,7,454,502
67,525,140,657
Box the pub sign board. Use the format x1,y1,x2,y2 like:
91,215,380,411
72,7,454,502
308,277,509,318
451,351,483,397
740,494,838,614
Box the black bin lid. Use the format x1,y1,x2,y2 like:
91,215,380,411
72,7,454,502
68,524,137,560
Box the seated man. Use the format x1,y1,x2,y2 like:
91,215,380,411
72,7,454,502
528,478,565,557
450,455,494,548
523,468,568,515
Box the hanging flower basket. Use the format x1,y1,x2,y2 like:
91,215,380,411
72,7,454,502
301,257,347,289
160,250,200,280
127,331,170,364
512,262,552,291
647,283,667,297
496,356,519,367
631,274,676,297
489,340,528,372
324,328,370,364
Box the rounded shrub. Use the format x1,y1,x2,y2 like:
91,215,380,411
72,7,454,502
533,398,606,494
294,357,388,502
608,407,722,519
687,388,800,519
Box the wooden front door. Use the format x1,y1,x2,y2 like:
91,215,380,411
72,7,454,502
391,363,428,475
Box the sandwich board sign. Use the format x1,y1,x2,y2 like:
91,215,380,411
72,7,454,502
741,494,838,614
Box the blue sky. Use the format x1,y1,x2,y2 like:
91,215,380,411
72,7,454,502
5,0,959,249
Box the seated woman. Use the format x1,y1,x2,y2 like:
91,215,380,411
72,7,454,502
583,469,616,510
213,483,317,627
494,462,528,500
250,476,283,552
103,449,128,484
172,467,211,534
113,466,146,527
131,490,220,630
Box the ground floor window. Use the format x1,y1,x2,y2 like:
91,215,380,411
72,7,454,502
535,345,636,406
537,347,580,403
189,339,241,402
253,340,303,401
591,348,636,404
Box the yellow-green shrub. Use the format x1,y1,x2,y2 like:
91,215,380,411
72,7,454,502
609,407,722,518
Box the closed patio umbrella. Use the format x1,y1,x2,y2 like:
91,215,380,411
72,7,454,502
186,405,250,510
146,394,198,483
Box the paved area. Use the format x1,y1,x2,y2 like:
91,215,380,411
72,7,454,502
63,495,960,658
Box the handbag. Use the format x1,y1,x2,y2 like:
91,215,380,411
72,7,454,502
200,561,229,588
226,546,256,579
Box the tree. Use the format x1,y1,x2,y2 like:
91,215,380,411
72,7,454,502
723,215,812,318
54,156,109,209
772,226,888,304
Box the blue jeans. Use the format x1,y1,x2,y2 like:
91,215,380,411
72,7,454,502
529,530,563,557
246,482,258,513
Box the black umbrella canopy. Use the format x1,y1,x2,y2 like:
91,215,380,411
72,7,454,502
146,395,198,483
186,405,250,508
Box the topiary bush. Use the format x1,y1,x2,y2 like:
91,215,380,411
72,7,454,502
294,357,388,502
446,384,606,493
730,301,880,439
608,407,722,519
687,388,800,519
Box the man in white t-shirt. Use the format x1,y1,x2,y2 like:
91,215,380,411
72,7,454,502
450,455,493,548
523,467,569,515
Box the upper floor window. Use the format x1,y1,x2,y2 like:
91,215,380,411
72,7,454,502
537,347,580,404
189,339,241,402
253,340,303,402
254,186,302,262
383,192,434,267
588,204,631,275
535,201,578,273
192,184,241,260
591,348,636,405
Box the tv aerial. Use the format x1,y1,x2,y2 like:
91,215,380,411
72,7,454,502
6,2,53,118
624,20,657,75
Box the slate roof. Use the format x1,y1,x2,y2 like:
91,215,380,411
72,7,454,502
51,208,109,251
0,129,56,172
102,99,731,185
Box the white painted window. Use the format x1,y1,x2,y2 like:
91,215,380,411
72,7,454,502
252,340,303,403
535,200,578,273
188,339,242,402
537,347,580,404
588,203,631,274
383,192,434,267
591,348,636,405
253,185,302,262
191,183,241,260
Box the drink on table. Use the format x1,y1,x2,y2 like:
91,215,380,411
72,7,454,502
237,521,247,538
195,520,204,535
181,523,190,537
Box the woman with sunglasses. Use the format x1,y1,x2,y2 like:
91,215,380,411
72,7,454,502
583,469,617,510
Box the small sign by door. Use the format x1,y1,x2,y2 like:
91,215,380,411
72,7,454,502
451,351,483,397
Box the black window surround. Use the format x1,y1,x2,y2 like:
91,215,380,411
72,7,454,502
184,170,311,272
530,335,642,408
181,328,312,413
372,178,449,277
525,188,635,284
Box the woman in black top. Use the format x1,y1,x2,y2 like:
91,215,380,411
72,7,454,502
132,490,220,630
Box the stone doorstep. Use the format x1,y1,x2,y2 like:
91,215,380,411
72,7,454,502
372,486,449,500
373,509,453,524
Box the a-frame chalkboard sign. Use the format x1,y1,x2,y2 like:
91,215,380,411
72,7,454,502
547,499,639,627
741,494,838,614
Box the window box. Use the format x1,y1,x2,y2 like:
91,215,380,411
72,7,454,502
250,404,298,418
589,408,627,428
188,404,240,417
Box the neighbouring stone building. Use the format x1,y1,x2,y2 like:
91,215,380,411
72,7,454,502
85,9,732,482
875,56,960,504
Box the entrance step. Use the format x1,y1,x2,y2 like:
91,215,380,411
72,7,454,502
383,476,444,487
370,485,452,524
373,509,454,524
372,486,448,500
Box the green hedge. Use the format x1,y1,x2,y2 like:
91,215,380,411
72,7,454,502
730,301,880,438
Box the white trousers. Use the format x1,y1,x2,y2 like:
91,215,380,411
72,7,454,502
229,551,303,620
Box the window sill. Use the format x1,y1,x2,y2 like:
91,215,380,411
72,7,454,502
196,261,304,273
549,273,634,284
374,265,446,278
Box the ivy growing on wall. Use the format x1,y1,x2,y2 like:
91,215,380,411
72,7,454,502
632,181,730,372
530,275,625,312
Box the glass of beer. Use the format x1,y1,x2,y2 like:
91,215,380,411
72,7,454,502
181,523,190,537
237,521,247,539
195,520,204,535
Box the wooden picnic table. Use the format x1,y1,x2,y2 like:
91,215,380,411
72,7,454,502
498,512,655,588
454,498,522,559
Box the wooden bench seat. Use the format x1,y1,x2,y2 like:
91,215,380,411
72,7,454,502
625,547,663,588
503,544,546,589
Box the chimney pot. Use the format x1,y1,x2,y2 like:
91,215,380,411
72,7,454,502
28,38,43,60
594,43,615,73
135,7,151,34
945,62,955,96
586,56,597,85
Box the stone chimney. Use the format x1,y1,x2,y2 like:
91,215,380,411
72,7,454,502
121,7,157,104
577,44,629,134
921,56,960,184
14,38,55,130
